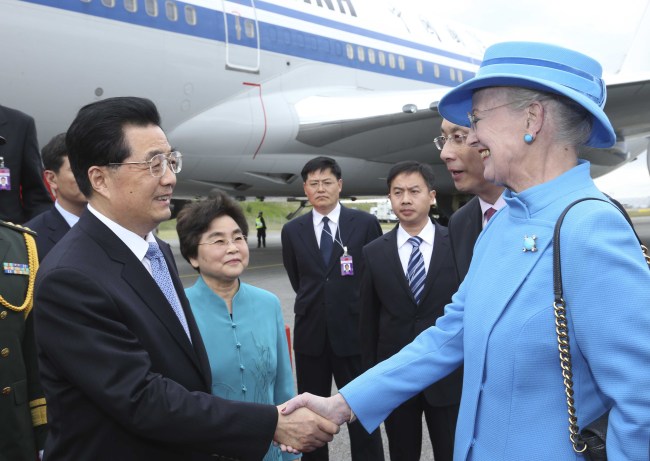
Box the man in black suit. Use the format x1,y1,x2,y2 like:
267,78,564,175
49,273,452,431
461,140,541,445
0,104,52,224
281,156,384,461
437,119,505,280
360,161,461,461
33,97,337,461
25,133,87,260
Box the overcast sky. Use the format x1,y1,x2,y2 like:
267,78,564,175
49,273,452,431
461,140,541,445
401,0,650,199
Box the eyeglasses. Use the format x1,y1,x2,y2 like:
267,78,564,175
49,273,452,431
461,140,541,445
108,151,182,178
198,234,248,249
305,179,338,190
433,133,468,150
467,100,521,131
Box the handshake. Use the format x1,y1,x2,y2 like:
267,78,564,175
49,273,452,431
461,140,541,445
273,393,353,453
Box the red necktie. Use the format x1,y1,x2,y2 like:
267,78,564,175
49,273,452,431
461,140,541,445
484,207,497,222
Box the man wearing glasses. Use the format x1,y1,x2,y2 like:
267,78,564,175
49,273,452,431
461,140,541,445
33,97,337,461
281,156,384,461
435,119,505,280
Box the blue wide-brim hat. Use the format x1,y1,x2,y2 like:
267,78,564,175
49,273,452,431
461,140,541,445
438,41,616,148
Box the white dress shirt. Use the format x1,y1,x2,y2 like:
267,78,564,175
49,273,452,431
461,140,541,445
396,219,435,276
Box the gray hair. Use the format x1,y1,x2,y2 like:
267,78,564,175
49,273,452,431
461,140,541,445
505,87,593,147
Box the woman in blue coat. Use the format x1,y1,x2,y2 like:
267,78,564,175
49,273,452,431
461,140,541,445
177,192,299,461
281,41,650,460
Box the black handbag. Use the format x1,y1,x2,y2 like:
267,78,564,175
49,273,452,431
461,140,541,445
553,198,650,460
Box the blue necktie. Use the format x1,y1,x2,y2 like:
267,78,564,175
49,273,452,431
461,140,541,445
320,216,334,265
146,242,191,340
407,236,426,304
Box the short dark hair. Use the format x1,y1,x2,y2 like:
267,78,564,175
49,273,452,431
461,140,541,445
300,156,342,182
176,191,249,271
65,97,161,197
386,161,435,191
41,133,68,172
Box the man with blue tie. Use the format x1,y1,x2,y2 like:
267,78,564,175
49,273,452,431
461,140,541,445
33,97,338,461
359,161,461,461
281,156,384,461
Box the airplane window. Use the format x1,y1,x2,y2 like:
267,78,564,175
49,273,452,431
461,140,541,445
416,60,423,75
124,0,137,12
357,46,365,62
378,51,386,67
234,16,242,40
307,36,317,51
165,0,178,21
433,63,440,78
346,44,354,60
184,5,196,25
80,0,92,3
244,19,255,38
145,0,158,16
450,68,456,81
368,49,376,64
388,53,396,69
101,0,115,7
457,70,464,82
398,56,405,71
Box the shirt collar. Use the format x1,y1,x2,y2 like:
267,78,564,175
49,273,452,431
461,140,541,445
87,204,156,262
312,202,341,227
397,219,434,249
55,201,82,228
478,194,507,217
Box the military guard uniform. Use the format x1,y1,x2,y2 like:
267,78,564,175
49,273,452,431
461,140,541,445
0,220,47,461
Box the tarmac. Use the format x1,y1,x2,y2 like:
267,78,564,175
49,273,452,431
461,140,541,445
171,216,650,460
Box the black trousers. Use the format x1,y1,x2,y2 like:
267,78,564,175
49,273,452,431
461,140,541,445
384,393,459,461
295,342,384,461
256,229,266,247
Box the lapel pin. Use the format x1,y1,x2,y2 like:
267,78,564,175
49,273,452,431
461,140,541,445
523,235,538,252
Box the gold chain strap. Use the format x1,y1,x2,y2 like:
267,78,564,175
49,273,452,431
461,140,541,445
0,232,39,317
553,296,587,454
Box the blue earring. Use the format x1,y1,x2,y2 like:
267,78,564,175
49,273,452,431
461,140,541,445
524,133,534,144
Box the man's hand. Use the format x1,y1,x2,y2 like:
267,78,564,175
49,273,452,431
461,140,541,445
280,393,353,426
274,405,339,453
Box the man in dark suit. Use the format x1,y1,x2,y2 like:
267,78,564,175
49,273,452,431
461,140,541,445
0,220,47,461
360,161,461,461
0,104,52,224
281,156,384,461
437,119,504,280
33,97,337,461
25,133,87,260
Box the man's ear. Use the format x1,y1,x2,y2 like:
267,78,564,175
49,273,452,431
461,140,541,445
44,170,58,195
88,166,110,199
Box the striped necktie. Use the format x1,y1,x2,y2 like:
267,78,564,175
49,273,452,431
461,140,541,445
407,236,426,304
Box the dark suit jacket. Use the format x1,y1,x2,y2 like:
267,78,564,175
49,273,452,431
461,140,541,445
0,105,52,224
447,196,483,281
360,222,462,406
281,205,382,357
24,206,70,261
33,211,277,461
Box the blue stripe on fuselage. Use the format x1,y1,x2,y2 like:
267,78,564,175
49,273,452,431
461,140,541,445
22,0,475,86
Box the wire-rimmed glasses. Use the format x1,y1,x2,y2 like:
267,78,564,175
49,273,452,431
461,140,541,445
108,151,182,177
433,133,468,150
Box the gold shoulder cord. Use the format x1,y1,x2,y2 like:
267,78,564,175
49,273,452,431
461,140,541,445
0,232,39,317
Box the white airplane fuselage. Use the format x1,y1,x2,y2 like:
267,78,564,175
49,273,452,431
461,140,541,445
1,0,648,205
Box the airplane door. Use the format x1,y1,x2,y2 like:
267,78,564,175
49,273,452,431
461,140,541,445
222,0,260,73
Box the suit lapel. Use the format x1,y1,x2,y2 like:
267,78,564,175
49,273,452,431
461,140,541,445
47,208,71,247
419,222,448,303
81,214,204,375
381,228,415,303
295,212,323,269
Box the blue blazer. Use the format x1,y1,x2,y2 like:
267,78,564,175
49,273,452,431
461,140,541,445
341,161,650,460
